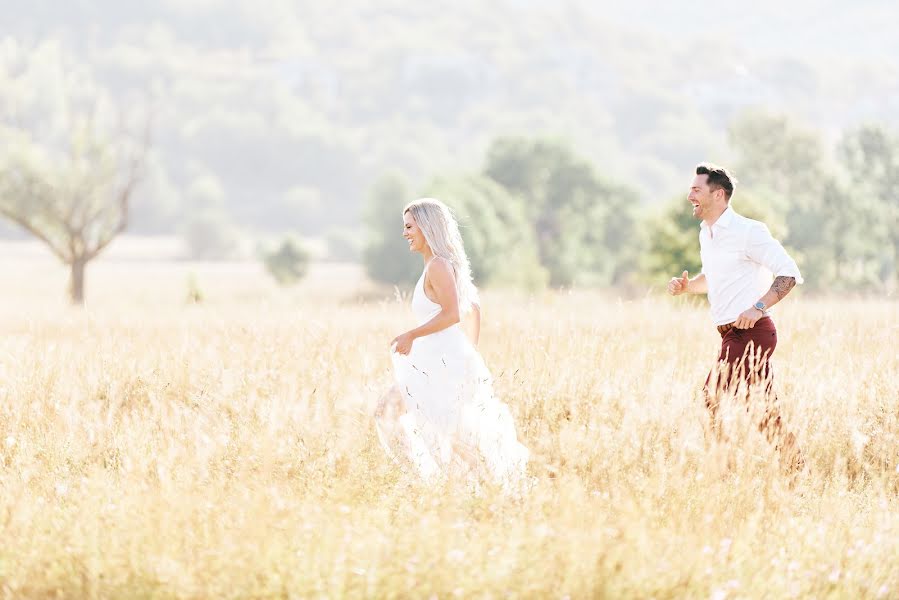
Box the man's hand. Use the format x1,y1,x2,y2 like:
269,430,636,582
667,270,690,296
734,307,765,329
391,331,416,355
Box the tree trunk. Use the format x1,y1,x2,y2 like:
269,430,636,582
69,258,86,305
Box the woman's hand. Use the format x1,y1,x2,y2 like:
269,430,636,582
391,331,416,355
390,258,459,355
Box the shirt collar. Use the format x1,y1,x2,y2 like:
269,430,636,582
700,205,735,230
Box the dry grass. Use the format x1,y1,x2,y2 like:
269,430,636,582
0,253,897,598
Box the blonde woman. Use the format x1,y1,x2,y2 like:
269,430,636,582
376,198,529,486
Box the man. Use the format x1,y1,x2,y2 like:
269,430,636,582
668,163,802,469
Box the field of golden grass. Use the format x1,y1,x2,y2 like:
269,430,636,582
0,248,897,598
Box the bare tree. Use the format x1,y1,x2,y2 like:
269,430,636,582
0,119,150,304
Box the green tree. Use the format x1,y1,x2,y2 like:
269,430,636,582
0,124,148,305
838,124,899,289
424,174,548,290
641,198,703,284
729,112,828,252
263,237,310,285
730,111,888,291
483,136,639,286
729,112,830,289
362,172,420,286
0,41,151,305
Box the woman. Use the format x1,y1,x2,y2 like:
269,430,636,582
375,198,529,487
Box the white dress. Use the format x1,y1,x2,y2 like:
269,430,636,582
379,267,529,486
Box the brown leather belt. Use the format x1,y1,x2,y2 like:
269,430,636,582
717,322,736,335
717,316,769,336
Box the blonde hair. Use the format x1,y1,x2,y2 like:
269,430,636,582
403,198,479,314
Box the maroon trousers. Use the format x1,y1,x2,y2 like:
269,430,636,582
704,316,782,436
703,316,801,470
706,316,777,393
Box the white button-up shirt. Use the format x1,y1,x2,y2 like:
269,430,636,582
700,207,803,326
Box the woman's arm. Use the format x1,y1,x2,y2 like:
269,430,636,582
392,258,460,354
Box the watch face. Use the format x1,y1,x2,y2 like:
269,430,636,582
755,302,765,310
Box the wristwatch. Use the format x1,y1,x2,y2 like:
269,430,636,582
753,301,767,312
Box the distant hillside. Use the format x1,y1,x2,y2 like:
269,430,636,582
1,0,895,235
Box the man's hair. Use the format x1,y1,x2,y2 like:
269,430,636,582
696,163,736,200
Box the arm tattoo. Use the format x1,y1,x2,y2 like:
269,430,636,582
770,276,796,300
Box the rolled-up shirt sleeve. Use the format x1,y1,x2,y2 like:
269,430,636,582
745,223,804,284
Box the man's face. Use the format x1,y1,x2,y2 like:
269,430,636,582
688,174,721,220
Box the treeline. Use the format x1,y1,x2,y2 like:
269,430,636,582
364,113,898,293
2,0,896,240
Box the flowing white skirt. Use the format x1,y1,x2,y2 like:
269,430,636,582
377,325,529,486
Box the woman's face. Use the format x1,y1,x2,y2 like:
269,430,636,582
403,211,427,254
